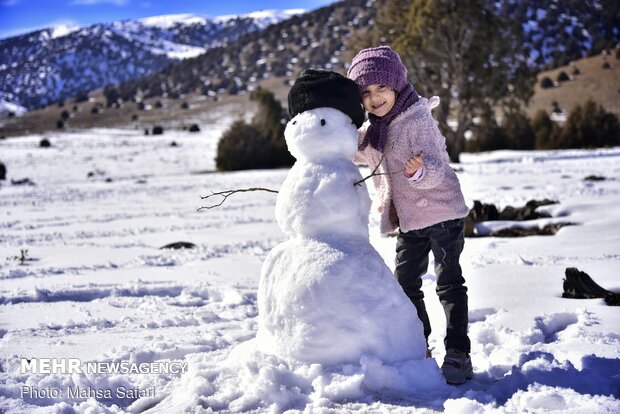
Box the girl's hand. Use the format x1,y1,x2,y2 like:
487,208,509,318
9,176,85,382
404,151,424,177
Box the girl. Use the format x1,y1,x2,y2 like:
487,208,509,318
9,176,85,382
347,46,472,385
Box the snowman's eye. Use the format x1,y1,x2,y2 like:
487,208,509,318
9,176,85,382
320,119,326,126
292,120,297,125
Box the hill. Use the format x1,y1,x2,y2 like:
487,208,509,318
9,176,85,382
526,51,620,120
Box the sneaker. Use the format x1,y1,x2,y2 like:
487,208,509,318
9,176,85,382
441,348,473,385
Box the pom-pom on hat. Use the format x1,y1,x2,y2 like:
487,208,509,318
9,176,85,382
288,68,365,128
347,46,408,93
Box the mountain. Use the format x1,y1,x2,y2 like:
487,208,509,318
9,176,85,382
101,0,618,109
0,10,303,109
0,0,617,134
102,0,373,106
492,0,619,69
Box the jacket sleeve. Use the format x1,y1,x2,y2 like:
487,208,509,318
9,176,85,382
406,98,448,190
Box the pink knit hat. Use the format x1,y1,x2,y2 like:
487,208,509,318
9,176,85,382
347,46,408,92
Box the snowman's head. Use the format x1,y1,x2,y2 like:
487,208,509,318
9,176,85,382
286,69,365,163
285,107,359,162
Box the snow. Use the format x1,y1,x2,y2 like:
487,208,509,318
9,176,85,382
138,14,208,29
137,9,303,32
50,24,81,39
0,115,619,412
214,9,305,29
146,40,207,60
0,100,27,116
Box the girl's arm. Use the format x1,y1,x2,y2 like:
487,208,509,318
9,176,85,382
405,103,449,189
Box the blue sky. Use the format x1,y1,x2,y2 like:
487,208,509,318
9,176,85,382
0,0,338,39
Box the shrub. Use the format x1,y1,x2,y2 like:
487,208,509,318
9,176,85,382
227,83,240,95
540,76,554,88
152,126,164,135
216,88,293,171
40,138,51,148
572,66,581,75
551,100,620,148
501,111,536,150
0,161,6,180
216,121,279,171
104,86,121,108
188,124,200,132
56,119,65,129
74,94,89,103
557,71,570,82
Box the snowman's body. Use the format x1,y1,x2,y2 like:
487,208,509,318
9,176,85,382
256,107,427,366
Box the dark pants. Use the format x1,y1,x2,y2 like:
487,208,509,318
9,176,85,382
395,218,471,353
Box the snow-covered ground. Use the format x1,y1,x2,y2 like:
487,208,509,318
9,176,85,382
0,119,618,413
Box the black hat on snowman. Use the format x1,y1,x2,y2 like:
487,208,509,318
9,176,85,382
288,69,365,128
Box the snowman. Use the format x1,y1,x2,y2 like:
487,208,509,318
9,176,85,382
256,69,429,366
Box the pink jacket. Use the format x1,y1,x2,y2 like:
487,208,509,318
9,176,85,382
355,96,469,234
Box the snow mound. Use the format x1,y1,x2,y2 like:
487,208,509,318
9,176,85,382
146,340,445,413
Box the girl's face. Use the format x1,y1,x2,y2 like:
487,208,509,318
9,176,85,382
361,84,396,117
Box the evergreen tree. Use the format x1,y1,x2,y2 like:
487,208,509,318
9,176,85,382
250,87,295,166
531,110,556,149
554,100,620,149
355,0,535,161
501,111,536,150
466,110,505,153
250,88,286,144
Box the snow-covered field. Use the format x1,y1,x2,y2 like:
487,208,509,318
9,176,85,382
0,118,618,413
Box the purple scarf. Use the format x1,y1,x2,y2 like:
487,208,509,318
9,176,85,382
359,83,419,152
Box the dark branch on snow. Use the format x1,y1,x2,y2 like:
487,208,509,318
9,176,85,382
198,187,279,210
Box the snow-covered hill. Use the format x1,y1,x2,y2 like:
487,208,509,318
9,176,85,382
0,123,618,412
0,9,302,109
